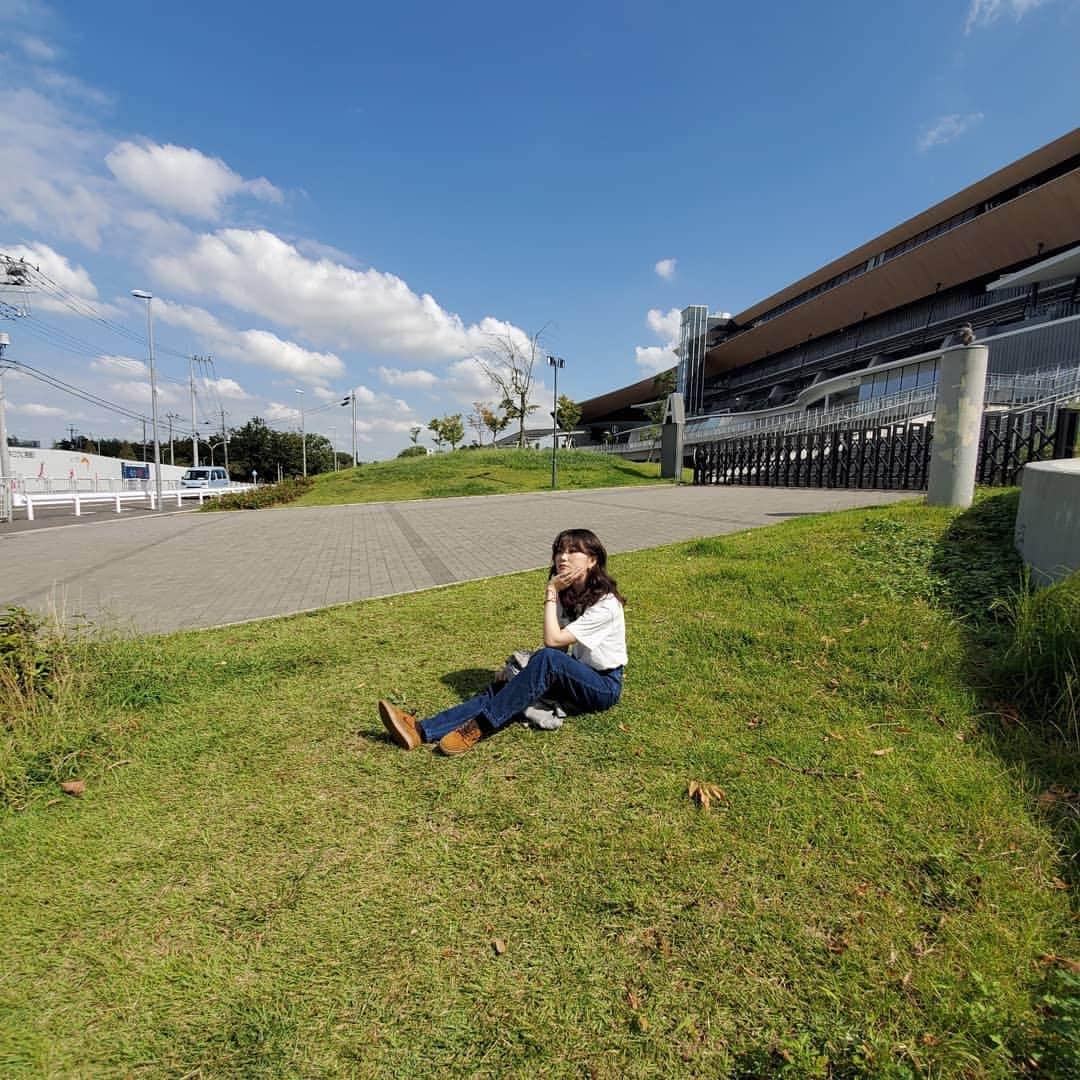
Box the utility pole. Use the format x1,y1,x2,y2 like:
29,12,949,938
189,355,199,467
141,419,147,462
165,412,181,465
131,290,163,512
547,355,566,490
220,408,229,475
341,390,358,467
0,333,11,523
295,389,306,477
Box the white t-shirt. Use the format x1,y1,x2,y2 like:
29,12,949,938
560,593,627,671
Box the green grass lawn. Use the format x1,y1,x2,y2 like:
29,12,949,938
289,448,681,506
1,492,1076,1076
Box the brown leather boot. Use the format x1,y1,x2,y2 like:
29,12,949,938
438,718,483,755
379,700,421,750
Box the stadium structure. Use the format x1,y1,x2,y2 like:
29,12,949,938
578,128,1080,455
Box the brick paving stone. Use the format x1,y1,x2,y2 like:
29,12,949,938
0,485,912,634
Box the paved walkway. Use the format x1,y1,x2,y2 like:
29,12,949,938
0,485,912,635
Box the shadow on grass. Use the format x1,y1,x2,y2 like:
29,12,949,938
439,667,496,698
928,490,1079,881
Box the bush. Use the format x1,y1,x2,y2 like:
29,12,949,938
0,606,71,725
202,476,315,511
397,445,427,458
994,569,1080,745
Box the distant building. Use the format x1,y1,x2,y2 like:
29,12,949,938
580,128,1080,448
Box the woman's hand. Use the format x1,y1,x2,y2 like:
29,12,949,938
549,565,586,595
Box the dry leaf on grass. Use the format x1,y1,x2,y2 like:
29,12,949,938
492,938,507,955
871,747,894,757
59,780,86,796
688,780,727,811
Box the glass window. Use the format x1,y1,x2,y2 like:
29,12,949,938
885,368,904,396
916,361,938,388
901,364,919,392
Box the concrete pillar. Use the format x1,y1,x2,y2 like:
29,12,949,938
926,344,989,508
660,392,686,480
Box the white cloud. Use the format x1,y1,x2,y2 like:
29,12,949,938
36,70,111,107
965,0,1054,34
0,88,113,249
200,376,249,400
654,258,677,280
14,401,66,416
150,227,528,361
105,141,284,221
376,365,440,389
153,298,344,382
647,307,682,342
918,112,984,151
20,36,57,62
2,240,97,296
265,401,302,423
634,345,677,374
108,380,182,407
635,307,681,374
91,355,148,378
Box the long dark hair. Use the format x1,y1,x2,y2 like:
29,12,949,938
549,528,625,619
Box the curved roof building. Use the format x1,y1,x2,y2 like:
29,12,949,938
580,128,1080,443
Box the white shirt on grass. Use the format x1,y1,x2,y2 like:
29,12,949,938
560,593,627,671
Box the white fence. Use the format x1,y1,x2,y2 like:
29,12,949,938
3,481,254,521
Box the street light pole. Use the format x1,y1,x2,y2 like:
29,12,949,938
295,388,306,477
547,354,565,490
131,290,163,511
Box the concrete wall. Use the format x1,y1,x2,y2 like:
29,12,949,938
1015,457,1080,586
5,446,188,487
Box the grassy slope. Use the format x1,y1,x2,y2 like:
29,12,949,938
290,449,679,506
1,493,1076,1076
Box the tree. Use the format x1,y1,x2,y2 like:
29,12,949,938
479,402,510,445
427,417,447,451
430,413,464,451
475,326,546,448
409,425,422,446
556,394,582,433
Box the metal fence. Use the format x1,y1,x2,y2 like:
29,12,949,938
692,406,1078,490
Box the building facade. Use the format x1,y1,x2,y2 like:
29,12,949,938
580,128,1080,448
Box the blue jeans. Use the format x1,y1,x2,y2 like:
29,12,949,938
418,647,623,743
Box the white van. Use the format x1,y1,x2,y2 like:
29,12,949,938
180,466,230,489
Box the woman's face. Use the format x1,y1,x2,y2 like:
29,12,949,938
554,546,597,578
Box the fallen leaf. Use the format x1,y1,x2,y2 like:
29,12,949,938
637,1015,649,1033
854,882,872,898
1039,954,1080,972
688,781,727,811
60,780,86,796
440,948,454,959
618,723,630,733
871,748,893,757
492,938,507,955
1050,878,1068,891
764,756,784,768
921,1033,938,1047
826,731,845,741
747,718,761,728
627,988,641,1011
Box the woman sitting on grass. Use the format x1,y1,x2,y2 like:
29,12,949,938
379,528,627,755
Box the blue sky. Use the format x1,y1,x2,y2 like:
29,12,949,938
1,0,1078,460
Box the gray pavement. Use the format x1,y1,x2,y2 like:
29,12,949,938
0,485,912,635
